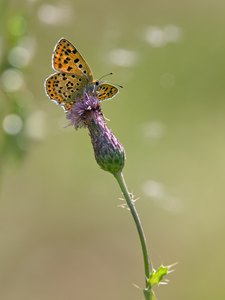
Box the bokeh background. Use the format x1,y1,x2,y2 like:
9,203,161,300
1,0,225,299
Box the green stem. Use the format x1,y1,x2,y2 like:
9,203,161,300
114,172,154,299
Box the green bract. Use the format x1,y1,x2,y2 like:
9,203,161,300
148,264,172,287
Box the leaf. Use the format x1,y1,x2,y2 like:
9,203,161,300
148,264,175,287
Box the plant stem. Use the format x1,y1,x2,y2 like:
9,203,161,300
114,172,154,299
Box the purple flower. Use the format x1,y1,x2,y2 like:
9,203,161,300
67,94,125,175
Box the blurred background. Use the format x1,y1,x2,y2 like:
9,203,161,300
0,0,225,299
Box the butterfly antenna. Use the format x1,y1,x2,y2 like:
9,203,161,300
106,81,123,88
98,73,123,88
112,83,123,88
98,72,113,81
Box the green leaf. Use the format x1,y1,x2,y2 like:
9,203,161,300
148,264,174,287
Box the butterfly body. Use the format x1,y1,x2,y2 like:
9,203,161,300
45,38,119,111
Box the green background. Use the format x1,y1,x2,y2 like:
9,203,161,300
1,0,225,299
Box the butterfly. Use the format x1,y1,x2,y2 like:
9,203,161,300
45,38,120,111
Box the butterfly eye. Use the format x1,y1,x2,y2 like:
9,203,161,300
95,81,100,86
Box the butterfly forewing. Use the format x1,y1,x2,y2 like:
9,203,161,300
52,38,93,81
97,84,119,101
45,73,88,107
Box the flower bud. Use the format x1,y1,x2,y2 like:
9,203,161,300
67,94,125,175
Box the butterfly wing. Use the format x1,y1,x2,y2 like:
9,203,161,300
96,83,119,101
52,38,93,81
45,72,88,110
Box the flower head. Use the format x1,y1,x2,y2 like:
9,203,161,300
67,94,125,175
66,94,100,129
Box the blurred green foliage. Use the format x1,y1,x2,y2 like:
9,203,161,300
0,1,225,300
0,6,33,169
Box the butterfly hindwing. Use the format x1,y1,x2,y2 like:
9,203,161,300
45,72,88,108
